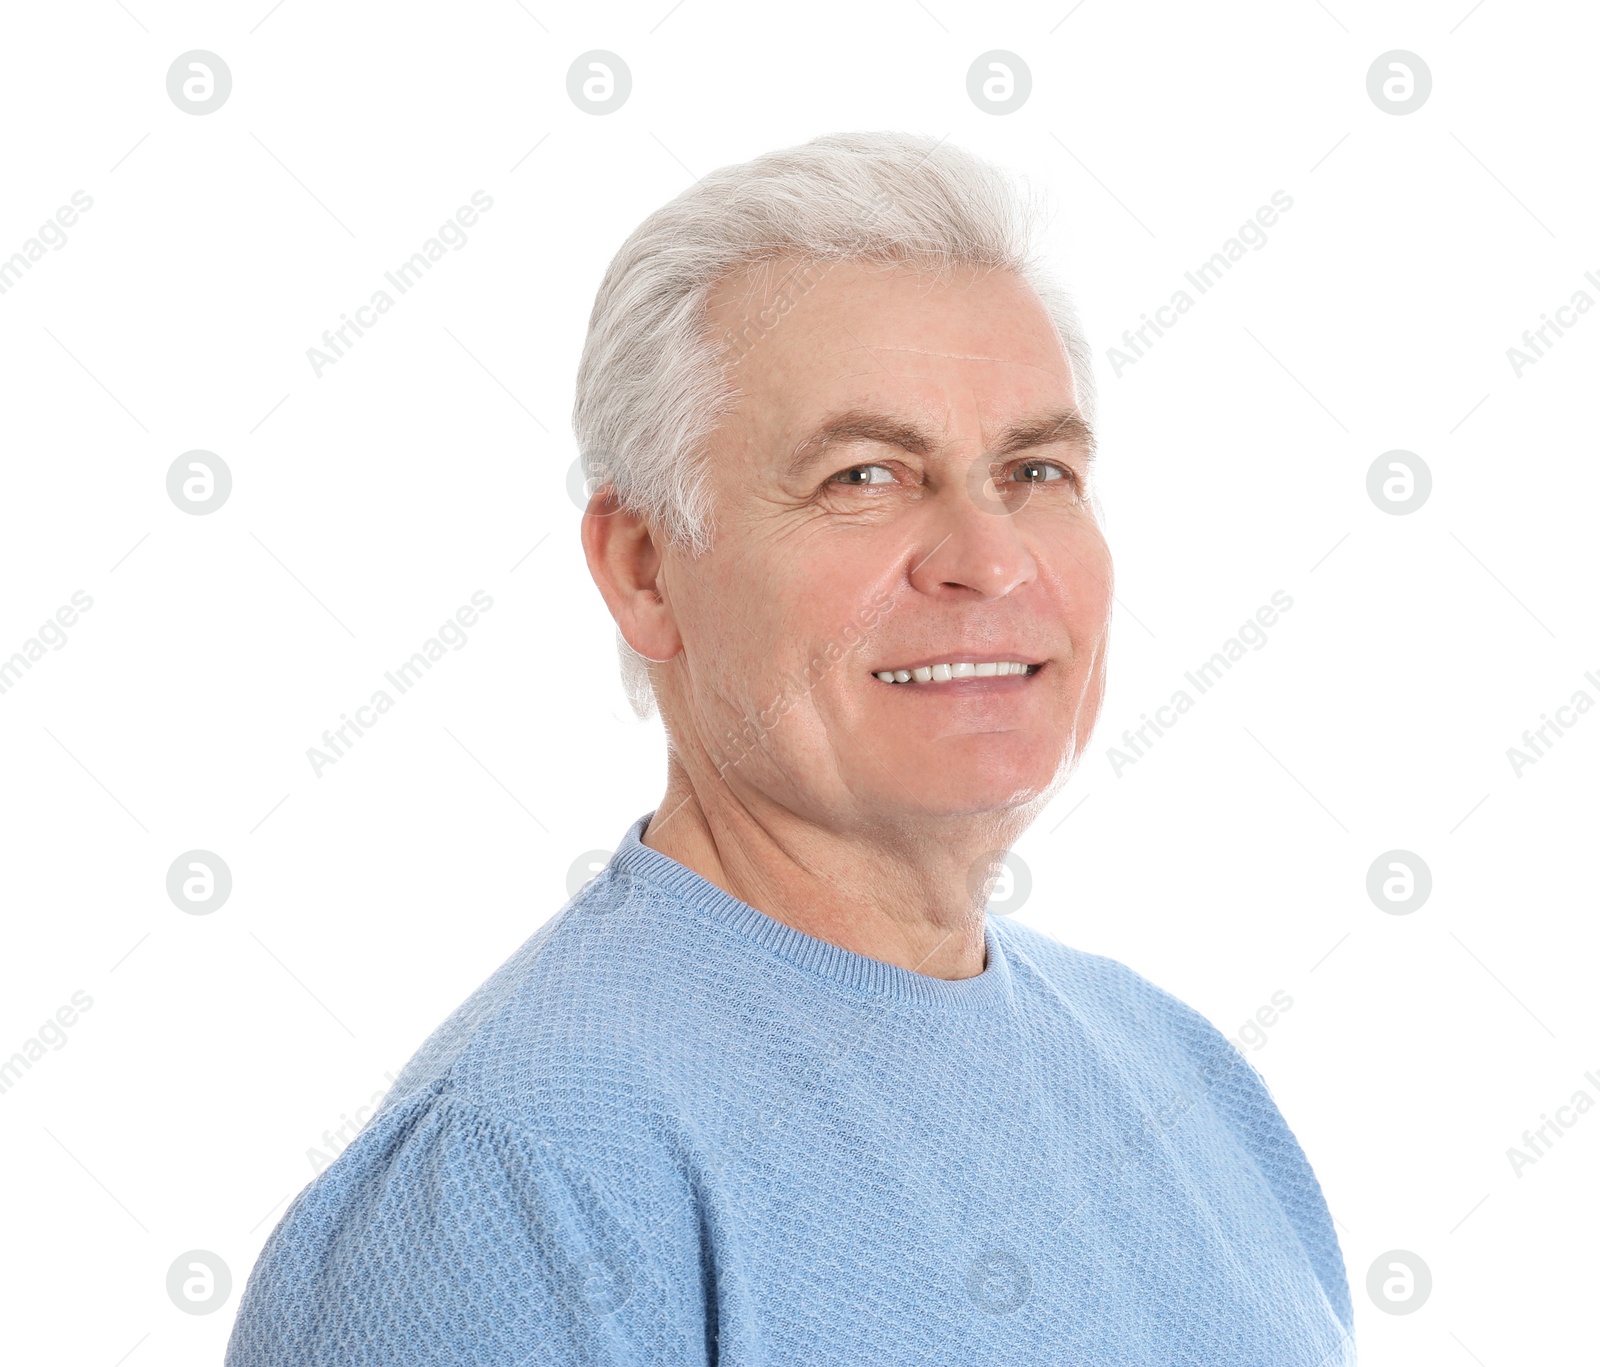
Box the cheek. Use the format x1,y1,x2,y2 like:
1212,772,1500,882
774,549,883,646
680,554,824,707
1052,528,1114,640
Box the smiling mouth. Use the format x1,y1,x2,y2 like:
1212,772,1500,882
871,660,1043,685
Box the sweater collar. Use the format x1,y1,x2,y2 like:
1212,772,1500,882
607,811,1016,1013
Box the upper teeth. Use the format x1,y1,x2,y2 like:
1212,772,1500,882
874,661,1034,683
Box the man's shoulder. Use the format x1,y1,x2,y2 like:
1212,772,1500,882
992,914,1242,1066
991,915,1352,1335
378,865,718,1132
269,867,703,1255
992,913,1180,1012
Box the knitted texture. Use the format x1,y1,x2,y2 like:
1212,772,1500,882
226,813,1354,1365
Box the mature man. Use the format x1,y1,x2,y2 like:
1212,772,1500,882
226,132,1353,1365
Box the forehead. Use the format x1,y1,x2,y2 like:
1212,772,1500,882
704,256,1076,438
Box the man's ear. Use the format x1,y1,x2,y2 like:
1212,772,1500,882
580,487,682,664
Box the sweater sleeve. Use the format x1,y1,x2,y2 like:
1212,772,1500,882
224,1087,703,1367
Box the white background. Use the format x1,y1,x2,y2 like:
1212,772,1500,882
1,1,1595,1362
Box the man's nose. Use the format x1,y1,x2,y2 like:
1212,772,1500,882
906,466,1036,600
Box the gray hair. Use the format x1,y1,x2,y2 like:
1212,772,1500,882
572,130,1095,718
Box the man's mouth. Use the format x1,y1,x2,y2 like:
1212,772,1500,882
871,659,1043,685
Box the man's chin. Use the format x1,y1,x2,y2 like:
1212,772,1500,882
857,751,1068,825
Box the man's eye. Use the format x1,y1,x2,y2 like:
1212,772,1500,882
1011,461,1074,484
831,464,896,486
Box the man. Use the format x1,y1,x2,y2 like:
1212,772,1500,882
226,132,1354,1365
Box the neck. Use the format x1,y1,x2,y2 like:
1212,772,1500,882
641,754,1033,981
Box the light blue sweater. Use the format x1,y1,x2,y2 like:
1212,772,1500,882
226,812,1354,1365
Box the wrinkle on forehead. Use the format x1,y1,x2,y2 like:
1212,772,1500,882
829,345,1063,375
843,344,1046,362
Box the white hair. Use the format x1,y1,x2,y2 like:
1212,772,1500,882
572,130,1095,718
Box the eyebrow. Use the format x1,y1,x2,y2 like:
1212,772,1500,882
784,407,1096,481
